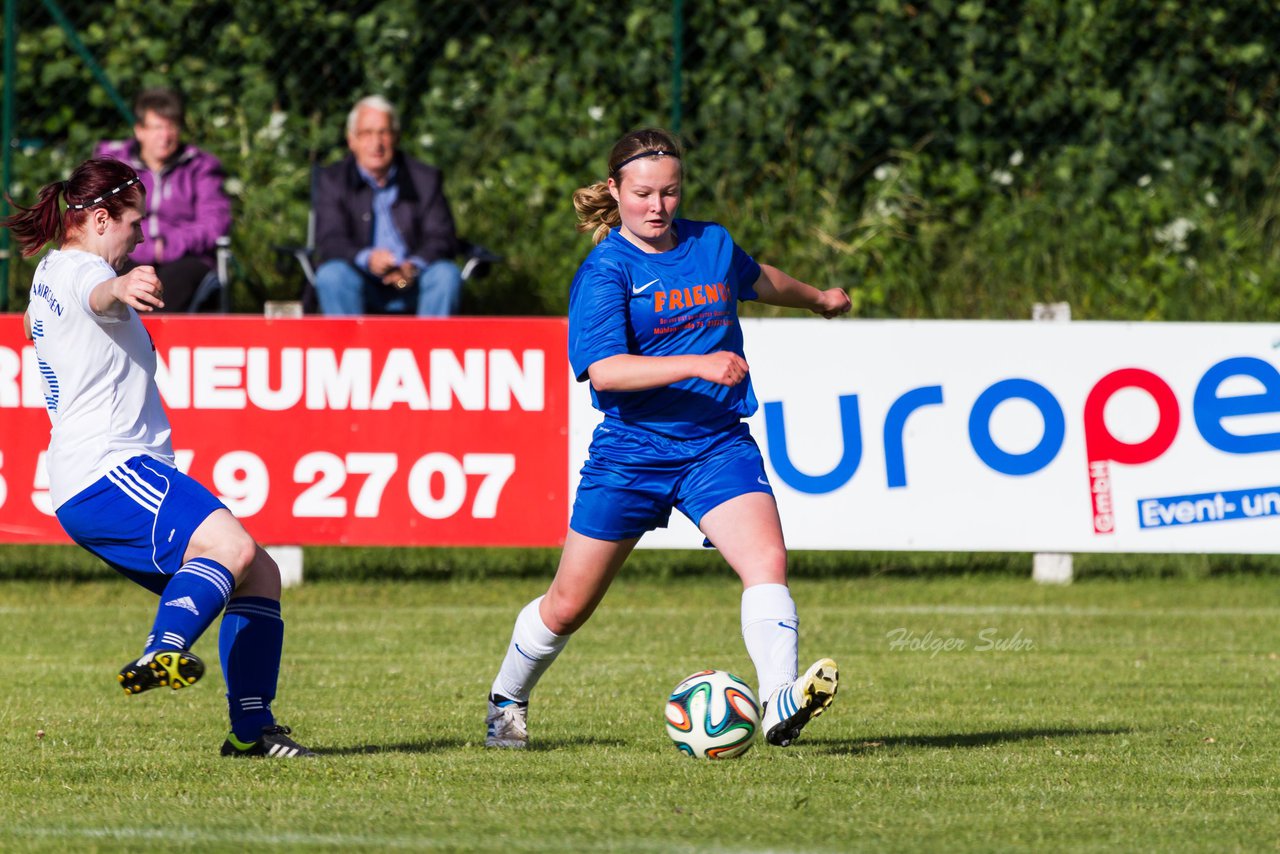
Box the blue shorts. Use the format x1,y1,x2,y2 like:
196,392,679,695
570,418,774,541
56,455,226,594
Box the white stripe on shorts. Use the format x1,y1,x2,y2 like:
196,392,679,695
119,464,167,503
106,465,164,513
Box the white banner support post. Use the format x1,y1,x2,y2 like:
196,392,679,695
1031,301,1074,584
261,302,304,585
265,545,304,588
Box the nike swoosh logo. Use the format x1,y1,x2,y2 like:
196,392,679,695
757,476,770,486
777,622,798,632
632,278,659,294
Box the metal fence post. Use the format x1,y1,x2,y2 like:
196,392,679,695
1,0,15,311
39,0,134,125
670,0,683,135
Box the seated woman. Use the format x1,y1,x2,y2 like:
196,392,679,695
96,87,231,312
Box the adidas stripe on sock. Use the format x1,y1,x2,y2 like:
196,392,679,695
145,559,235,654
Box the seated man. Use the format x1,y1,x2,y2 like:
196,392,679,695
96,87,231,312
313,95,462,317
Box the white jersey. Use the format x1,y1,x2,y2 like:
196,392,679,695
26,249,174,509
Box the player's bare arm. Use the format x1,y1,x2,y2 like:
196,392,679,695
90,265,165,315
588,351,749,392
752,264,851,318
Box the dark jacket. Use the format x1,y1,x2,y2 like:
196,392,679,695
313,152,459,267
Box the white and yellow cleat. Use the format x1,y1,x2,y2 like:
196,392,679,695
761,658,839,746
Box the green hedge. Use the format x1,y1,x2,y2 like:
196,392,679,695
4,0,1277,319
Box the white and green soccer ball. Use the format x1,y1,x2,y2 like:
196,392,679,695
665,669,760,759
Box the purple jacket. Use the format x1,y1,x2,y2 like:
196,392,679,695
314,152,458,267
94,139,232,268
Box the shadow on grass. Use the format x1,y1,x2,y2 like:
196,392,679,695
316,738,471,756
526,737,627,751
805,726,1133,755
315,736,625,755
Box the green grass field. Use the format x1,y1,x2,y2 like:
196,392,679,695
3,573,1280,852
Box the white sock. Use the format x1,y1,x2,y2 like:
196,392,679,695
491,596,569,703
741,582,800,703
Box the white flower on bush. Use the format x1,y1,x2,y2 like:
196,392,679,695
873,164,897,182
588,106,604,122
1137,174,1152,187
224,177,244,197
1204,190,1218,208
418,134,435,148
260,111,287,143
990,168,1013,186
873,197,902,220
1154,217,1195,253
1008,150,1024,167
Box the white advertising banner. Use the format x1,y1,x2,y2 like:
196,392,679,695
569,319,1280,553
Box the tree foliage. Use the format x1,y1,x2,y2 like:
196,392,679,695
3,0,1277,319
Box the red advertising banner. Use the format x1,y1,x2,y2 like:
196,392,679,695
0,315,570,547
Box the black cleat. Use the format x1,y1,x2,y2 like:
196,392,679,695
221,725,316,758
117,651,204,695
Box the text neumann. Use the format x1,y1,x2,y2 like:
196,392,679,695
0,346,546,412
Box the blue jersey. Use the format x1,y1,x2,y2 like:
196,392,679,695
568,219,762,438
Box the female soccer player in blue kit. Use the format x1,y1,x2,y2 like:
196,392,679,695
6,158,312,758
486,129,852,749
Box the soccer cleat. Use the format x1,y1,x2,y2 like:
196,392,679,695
485,695,529,748
117,650,205,695
761,657,839,747
220,724,315,758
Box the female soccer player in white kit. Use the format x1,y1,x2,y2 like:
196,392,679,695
486,129,851,749
6,158,312,758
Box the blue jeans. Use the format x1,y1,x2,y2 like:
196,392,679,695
314,259,463,317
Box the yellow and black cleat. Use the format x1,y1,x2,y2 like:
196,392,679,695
117,650,205,695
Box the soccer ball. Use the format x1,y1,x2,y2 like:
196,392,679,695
665,669,760,759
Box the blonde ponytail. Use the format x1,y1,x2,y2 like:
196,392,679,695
572,180,620,245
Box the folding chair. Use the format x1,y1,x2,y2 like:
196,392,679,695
178,235,235,312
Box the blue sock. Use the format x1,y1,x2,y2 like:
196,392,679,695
146,559,235,653
219,596,283,742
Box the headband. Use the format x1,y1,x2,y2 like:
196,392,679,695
67,177,141,210
612,149,680,174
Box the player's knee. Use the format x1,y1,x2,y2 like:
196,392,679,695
220,529,260,577
236,546,281,600
739,544,789,587
767,543,789,573
542,593,590,636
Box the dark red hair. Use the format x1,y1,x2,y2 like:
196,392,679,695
2,157,145,257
